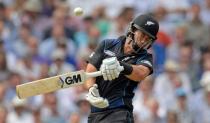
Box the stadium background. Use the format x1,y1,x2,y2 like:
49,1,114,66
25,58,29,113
0,0,210,123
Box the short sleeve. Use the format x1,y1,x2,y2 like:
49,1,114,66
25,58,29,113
88,40,105,70
136,54,153,75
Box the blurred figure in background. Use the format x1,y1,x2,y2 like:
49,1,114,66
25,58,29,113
5,72,22,103
21,0,50,39
154,60,192,110
0,105,8,123
49,48,75,76
0,50,10,81
178,41,200,91
92,5,111,38
0,82,7,106
185,3,210,48
39,23,76,61
200,0,210,26
7,96,33,123
43,8,76,41
14,52,41,83
106,7,134,39
12,24,33,58
166,110,179,123
170,88,195,123
192,71,210,123
74,93,90,123
68,112,81,123
41,93,65,123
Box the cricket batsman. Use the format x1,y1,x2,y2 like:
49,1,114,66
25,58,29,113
85,14,159,123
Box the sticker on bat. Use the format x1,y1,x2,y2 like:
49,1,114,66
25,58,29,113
59,74,82,88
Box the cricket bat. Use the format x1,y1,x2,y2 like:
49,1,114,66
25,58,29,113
16,70,102,99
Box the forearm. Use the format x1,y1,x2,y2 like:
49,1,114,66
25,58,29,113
120,62,150,82
84,63,97,89
125,65,150,82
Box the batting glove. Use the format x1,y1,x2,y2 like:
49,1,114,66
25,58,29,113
100,57,124,81
86,84,109,108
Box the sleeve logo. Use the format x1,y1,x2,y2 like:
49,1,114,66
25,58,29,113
141,60,152,67
89,52,95,58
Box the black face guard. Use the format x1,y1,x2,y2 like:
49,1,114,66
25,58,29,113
126,22,154,54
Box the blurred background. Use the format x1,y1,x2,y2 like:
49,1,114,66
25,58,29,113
0,0,210,123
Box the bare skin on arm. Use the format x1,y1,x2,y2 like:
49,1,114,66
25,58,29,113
85,64,97,89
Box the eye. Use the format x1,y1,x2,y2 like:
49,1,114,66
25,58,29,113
132,26,137,33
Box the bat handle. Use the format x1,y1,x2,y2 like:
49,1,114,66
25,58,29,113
86,71,102,78
85,66,124,78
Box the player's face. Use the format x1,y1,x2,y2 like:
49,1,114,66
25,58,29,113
134,30,152,49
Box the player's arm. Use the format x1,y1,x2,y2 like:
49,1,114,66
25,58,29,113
125,64,151,82
84,40,106,89
84,63,97,89
120,54,153,82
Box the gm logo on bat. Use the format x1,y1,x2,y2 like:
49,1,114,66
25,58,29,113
59,74,82,88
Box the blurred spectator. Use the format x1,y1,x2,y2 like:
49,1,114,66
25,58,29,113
74,93,90,123
147,98,165,123
185,3,210,48
0,50,10,81
134,76,166,123
42,0,57,17
14,53,41,83
7,96,33,123
39,24,76,61
200,0,210,26
93,6,111,38
154,60,192,109
152,31,172,74
0,82,7,106
167,25,187,61
106,7,134,39
43,8,76,41
166,110,179,123
5,72,22,103
49,48,75,76
21,0,50,39
154,0,190,23
27,36,47,64
171,88,195,123
74,15,100,51
0,105,8,123
32,108,41,123
200,48,210,73
68,112,81,123
40,93,65,123
178,41,200,91
192,71,210,123
153,6,174,34
12,24,33,58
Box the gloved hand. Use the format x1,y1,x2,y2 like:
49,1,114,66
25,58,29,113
100,57,124,81
86,84,109,108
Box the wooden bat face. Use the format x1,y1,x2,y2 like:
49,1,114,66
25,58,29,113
16,70,86,99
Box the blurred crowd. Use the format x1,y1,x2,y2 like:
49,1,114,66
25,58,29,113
0,0,210,123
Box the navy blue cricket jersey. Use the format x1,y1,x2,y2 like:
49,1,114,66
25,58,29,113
88,36,153,113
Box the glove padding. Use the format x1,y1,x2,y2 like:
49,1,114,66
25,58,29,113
100,57,124,81
86,84,109,108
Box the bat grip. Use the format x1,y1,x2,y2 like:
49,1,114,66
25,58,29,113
86,71,102,78
85,66,124,78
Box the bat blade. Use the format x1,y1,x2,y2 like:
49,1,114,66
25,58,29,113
16,70,86,99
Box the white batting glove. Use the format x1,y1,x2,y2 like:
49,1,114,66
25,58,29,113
86,84,109,108
100,57,124,81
